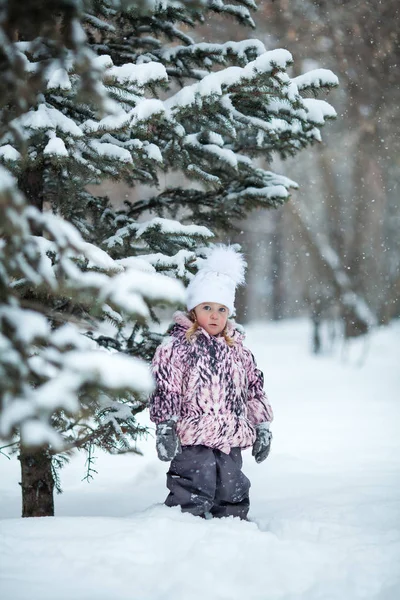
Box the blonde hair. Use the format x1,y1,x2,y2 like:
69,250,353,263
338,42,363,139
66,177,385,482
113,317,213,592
185,310,236,347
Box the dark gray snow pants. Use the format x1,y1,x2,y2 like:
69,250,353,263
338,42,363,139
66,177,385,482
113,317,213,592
165,445,250,519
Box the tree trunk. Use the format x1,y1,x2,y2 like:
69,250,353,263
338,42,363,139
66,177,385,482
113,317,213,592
17,165,55,517
318,148,346,260
271,208,285,321
349,125,386,315
288,201,376,339
18,166,44,235
19,446,54,517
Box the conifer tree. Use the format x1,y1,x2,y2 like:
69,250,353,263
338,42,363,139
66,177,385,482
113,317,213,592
0,0,189,515
0,0,338,515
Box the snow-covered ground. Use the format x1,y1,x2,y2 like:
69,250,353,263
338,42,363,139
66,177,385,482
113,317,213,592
1,318,399,600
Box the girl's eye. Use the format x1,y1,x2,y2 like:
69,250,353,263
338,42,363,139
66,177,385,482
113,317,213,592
203,305,211,311
219,308,226,313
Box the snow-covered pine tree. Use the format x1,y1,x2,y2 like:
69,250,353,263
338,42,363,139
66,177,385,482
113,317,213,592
0,0,338,515
76,0,339,354
0,0,189,516
84,0,338,231
0,165,186,514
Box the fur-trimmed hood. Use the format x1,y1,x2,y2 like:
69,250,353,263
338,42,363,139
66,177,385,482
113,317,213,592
170,311,245,344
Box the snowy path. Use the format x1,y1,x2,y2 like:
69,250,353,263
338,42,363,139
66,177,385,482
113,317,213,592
1,319,399,599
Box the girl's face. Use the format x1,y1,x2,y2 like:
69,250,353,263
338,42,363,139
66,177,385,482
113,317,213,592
194,302,229,336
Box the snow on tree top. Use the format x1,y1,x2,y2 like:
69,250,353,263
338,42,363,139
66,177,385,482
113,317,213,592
208,132,224,147
30,236,58,285
132,0,208,12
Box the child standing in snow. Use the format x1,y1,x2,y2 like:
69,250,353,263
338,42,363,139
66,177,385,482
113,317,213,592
149,246,273,520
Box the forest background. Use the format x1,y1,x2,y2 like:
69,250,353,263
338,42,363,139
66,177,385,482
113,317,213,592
100,0,398,333
238,0,400,330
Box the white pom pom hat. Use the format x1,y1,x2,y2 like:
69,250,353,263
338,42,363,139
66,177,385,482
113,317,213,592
186,245,247,315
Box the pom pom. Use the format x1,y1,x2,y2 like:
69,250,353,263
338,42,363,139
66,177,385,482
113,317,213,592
201,245,246,286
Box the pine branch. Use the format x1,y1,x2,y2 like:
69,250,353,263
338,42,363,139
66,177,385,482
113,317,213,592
82,443,98,483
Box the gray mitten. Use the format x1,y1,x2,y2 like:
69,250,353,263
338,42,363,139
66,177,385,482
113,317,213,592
252,423,272,463
156,420,181,462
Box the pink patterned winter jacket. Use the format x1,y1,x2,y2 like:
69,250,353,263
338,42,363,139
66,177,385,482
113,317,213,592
149,312,273,454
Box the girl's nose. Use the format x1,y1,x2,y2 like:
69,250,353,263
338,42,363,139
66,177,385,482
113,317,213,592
211,311,218,320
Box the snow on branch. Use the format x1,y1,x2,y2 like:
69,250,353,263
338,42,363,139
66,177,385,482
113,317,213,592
0,338,156,449
0,145,21,162
99,270,185,318
227,185,290,202
208,0,256,28
105,62,168,87
46,68,72,92
89,140,133,163
135,217,213,239
0,0,340,459
297,99,337,125
137,249,197,278
292,69,339,92
0,176,186,448
165,49,294,111
162,39,266,62
63,351,154,393
0,306,50,345
104,217,213,250
13,104,83,137
184,134,239,169
27,212,186,318
43,137,69,157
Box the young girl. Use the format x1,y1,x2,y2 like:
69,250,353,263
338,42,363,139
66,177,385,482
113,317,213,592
149,246,273,520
